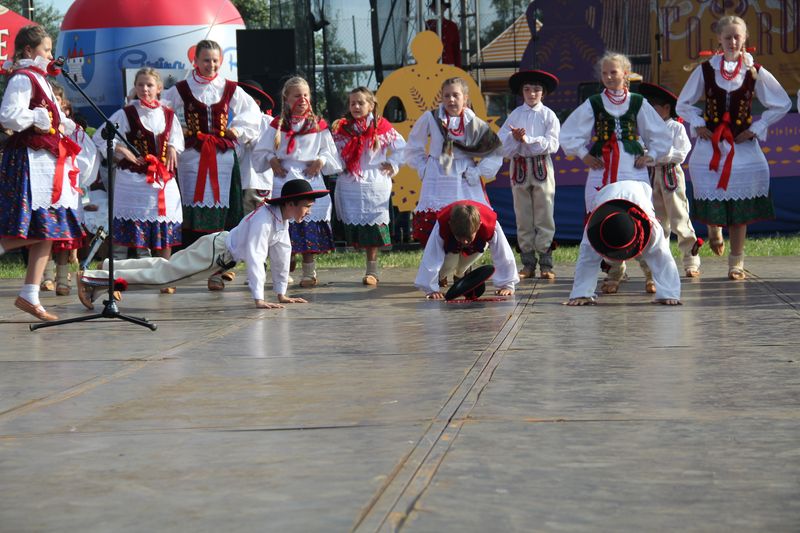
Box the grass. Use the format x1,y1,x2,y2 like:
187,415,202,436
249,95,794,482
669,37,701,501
2,233,799,278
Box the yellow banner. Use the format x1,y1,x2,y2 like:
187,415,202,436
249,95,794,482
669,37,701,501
653,1,799,95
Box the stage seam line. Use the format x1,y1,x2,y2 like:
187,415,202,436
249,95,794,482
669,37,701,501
350,281,537,532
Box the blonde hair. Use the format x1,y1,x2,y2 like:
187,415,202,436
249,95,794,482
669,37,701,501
596,52,632,87
441,77,469,96
133,67,164,98
273,76,319,150
346,86,382,150
13,24,49,62
715,16,757,78
195,39,222,57
449,203,481,241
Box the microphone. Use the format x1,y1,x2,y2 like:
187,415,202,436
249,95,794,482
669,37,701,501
47,56,65,76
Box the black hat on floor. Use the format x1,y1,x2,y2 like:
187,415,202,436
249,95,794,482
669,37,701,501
586,199,652,261
445,265,495,301
637,82,678,118
509,70,559,95
266,179,329,205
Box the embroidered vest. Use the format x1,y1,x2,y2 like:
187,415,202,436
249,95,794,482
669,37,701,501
701,60,759,137
117,105,175,174
588,93,644,157
175,80,237,152
5,69,61,157
437,200,497,255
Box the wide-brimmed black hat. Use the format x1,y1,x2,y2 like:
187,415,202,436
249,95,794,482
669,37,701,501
238,79,275,113
586,199,652,261
445,265,495,301
509,70,559,95
637,82,678,118
266,179,329,205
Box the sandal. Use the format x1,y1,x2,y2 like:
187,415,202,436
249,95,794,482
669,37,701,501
300,276,318,288
221,271,236,282
362,274,378,286
728,267,746,280
685,267,701,278
539,270,556,280
518,267,535,279
207,276,225,291
645,280,656,294
160,287,177,294
601,280,620,294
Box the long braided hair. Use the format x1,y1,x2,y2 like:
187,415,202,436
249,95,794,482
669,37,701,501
273,76,319,150
344,86,383,151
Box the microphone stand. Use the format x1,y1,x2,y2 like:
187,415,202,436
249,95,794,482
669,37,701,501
32,58,157,331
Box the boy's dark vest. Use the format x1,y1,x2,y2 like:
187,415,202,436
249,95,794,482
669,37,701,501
701,60,760,190
437,200,497,256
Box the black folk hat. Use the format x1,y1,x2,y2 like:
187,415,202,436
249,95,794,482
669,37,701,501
445,265,495,301
509,70,559,95
266,179,329,205
238,79,275,113
586,199,652,261
637,82,678,118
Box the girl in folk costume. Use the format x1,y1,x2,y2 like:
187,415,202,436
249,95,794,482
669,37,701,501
92,68,184,294
404,77,503,285
39,83,99,296
252,76,343,288
560,52,672,293
676,16,790,280
161,39,261,291
332,87,406,286
0,25,84,321
498,70,561,280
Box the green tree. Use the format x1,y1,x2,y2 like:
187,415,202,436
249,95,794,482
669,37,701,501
230,0,271,29
314,22,360,119
482,0,530,45
3,1,63,44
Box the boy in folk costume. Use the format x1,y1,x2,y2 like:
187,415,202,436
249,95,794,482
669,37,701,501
566,180,681,306
560,51,672,293
252,76,342,288
160,39,261,290
237,80,275,215
332,87,406,286
404,77,503,261
637,82,702,287
498,70,561,280
415,200,519,299
676,16,790,280
0,25,84,322
78,179,323,310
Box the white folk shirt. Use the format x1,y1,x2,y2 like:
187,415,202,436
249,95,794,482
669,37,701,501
676,53,790,202
238,113,274,191
161,75,261,208
251,120,343,222
654,118,692,166
404,106,503,212
0,57,78,211
93,101,186,223
498,102,560,158
333,114,407,226
225,203,291,300
570,180,681,301
559,92,672,212
414,220,519,294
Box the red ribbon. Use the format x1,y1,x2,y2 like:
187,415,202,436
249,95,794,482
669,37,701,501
51,135,82,204
145,154,173,216
601,132,620,187
710,111,735,190
193,131,227,204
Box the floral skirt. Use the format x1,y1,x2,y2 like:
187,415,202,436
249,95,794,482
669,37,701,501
343,223,391,248
289,220,334,254
691,196,774,226
181,159,243,232
0,147,84,241
113,218,182,249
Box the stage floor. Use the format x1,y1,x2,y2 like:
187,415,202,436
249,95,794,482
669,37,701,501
1,256,798,532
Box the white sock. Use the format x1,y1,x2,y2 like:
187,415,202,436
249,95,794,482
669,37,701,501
19,284,41,306
302,261,316,278
366,260,378,276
